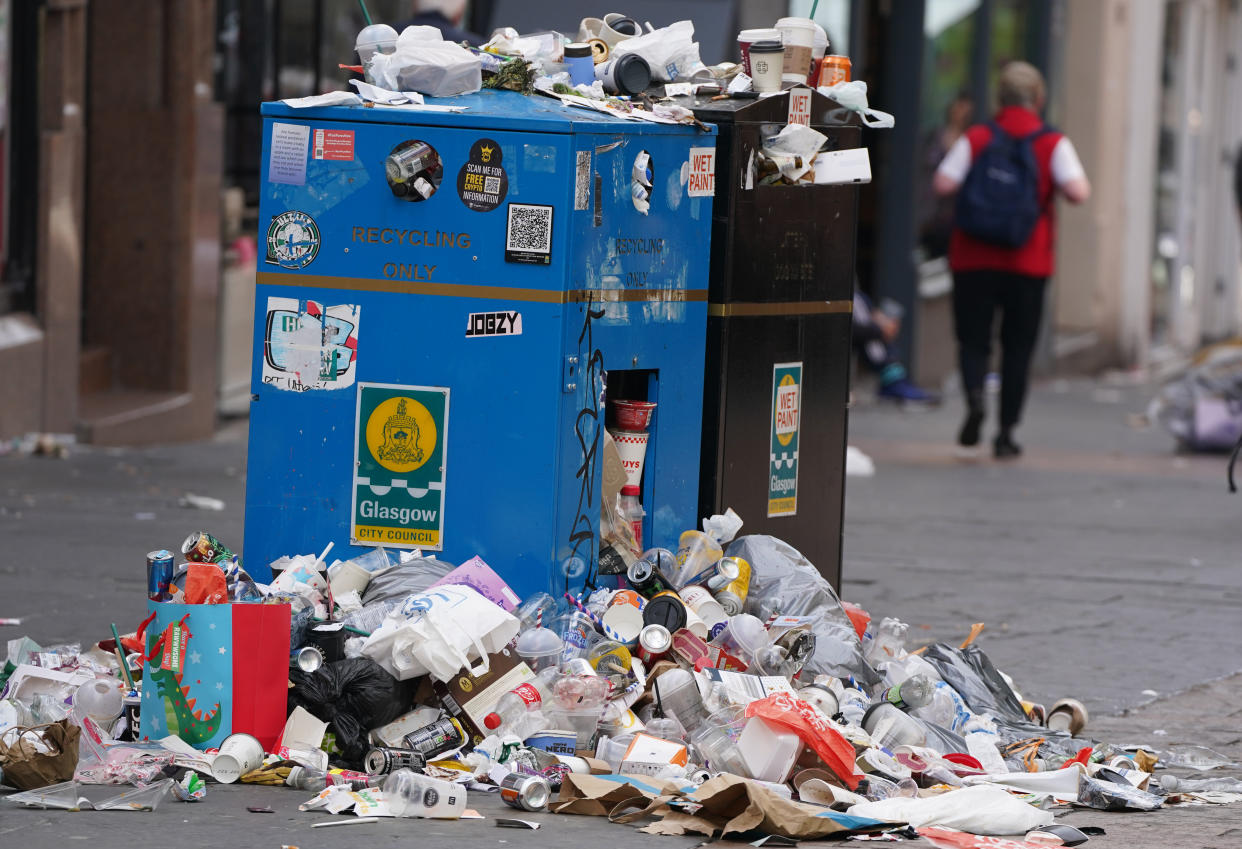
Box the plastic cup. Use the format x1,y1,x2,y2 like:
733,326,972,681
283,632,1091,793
212,732,265,783
673,530,723,588
327,560,371,597
611,399,657,432
72,678,123,724
516,627,564,672
775,17,816,85
355,23,398,65
737,27,782,77
748,40,785,93
710,614,770,669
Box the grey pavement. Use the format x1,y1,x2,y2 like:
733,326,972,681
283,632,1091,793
2,378,1241,846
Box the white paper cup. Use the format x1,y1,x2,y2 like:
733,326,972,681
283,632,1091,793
775,16,816,84
601,602,645,645
737,27,781,76
609,429,649,487
748,41,785,93
212,732,265,783
577,16,604,42
601,12,642,47
679,585,728,637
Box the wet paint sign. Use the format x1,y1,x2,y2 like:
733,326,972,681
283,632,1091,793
262,297,359,391
768,362,802,517
352,383,449,550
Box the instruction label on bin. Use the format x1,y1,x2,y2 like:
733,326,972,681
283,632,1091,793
768,362,802,518
352,383,449,550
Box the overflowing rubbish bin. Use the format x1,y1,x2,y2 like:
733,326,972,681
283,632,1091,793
688,89,864,590
244,90,715,597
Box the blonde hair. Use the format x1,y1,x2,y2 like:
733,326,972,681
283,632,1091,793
998,61,1045,109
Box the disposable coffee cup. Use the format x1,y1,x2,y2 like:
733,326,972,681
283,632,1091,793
748,40,785,93
737,27,781,77
328,559,371,597
212,732,265,783
601,601,644,646
601,12,642,46
596,53,651,96
775,17,816,84
609,429,650,487
679,585,728,635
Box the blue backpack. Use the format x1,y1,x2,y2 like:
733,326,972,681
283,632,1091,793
955,122,1053,248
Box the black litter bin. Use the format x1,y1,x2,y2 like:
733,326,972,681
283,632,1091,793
687,89,862,590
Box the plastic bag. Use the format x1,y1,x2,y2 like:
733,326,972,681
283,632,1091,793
368,29,481,97
184,562,228,604
727,535,880,687
819,80,895,128
919,644,1028,726
361,557,455,605
287,657,418,770
847,784,1053,835
611,20,698,83
360,584,520,681
745,692,861,789
1076,772,1163,811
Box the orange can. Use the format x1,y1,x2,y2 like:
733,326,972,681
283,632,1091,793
819,54,852,87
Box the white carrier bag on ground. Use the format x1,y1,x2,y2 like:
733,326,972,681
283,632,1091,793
360,584,519,682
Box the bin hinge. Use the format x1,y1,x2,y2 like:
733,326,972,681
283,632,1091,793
563,355,580,393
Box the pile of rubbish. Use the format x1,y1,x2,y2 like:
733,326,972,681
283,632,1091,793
285,10,890,137
3,521,1240,842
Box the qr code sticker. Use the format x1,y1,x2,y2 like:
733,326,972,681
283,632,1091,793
484,175,501,194
506,204,553,256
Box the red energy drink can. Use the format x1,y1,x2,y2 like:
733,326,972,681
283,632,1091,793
181,531,235,564
146,549,174,601
637,624,672,665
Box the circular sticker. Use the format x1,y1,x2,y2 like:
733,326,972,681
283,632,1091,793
423,788,440,807
365,396,437,474
265,210,320,269
456,138,508,212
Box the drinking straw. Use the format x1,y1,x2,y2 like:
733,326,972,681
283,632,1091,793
110,623,135,690
810,0,820,18
357,0,372,26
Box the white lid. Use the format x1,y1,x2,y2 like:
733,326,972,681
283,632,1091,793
813,23,829,54
738,28,782,40
776,16,817,29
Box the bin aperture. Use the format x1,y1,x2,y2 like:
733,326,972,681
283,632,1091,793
385,140,443,201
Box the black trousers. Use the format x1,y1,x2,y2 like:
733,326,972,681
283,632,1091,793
951,270,1048,430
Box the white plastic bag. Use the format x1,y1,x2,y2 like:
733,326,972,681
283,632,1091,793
819,80,895,129
611,20,698,83
846,784,1053,835
368,28,481,97
360,584,518,682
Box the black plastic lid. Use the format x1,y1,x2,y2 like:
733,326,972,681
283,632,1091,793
642,595,687,632
613,53,652,96
564,42,593,58
750,40,784,52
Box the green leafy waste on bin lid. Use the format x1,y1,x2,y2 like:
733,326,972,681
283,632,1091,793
484,58,537,95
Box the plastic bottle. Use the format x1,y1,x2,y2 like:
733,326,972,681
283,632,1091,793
878,674,935,711
912,681,972,733
483,670,557,732
691,723,750,777
286,765,379,791
618,485,645,549
1161,774,1242,793
864,617,909,666
837,688,870,726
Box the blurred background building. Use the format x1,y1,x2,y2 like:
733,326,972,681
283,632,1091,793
3,0,1240,441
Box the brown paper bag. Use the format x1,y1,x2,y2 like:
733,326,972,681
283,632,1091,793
639,773,889,840
552,772,681,817
0,721,81,790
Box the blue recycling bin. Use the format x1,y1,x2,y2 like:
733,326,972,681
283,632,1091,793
244,90,716,599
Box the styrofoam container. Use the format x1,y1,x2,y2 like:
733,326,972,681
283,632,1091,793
736,716,801,784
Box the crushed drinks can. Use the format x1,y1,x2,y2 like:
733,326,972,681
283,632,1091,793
637,624,672,665
402,716,469,761
181,531,235,564
499,772,551,811
364,746,425,775
146,549,174,601
713,556,751,615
